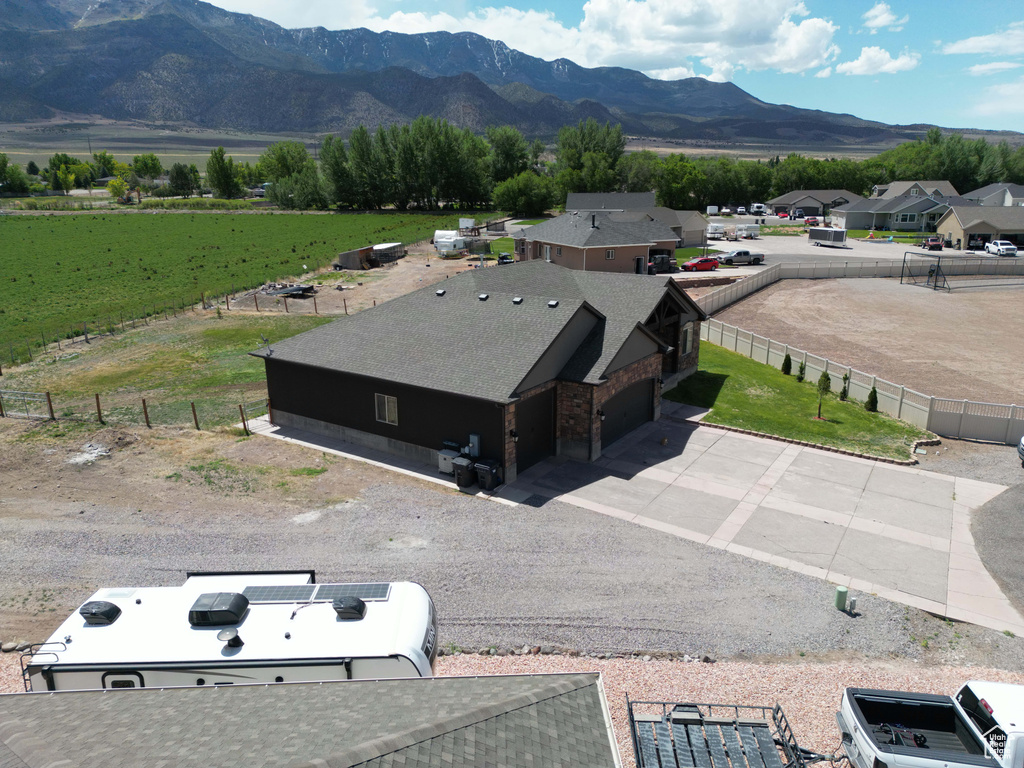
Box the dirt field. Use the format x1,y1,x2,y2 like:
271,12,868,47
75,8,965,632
715,278,1024,404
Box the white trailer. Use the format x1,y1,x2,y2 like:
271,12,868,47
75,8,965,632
22,571,438,692
736,224,760,239
706,205,719,216
707,223,725,239
809,227,848,247
433,230,466,251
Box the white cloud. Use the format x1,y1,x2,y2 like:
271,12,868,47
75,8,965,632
203,0,840,82
861,2,908,34
944,21,1024,54
835,46,919,75
973,77,1024,116
968,62,1023,76
648,65,698,81
815,67,832,78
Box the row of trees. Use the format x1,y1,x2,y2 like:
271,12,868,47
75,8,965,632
9,123,1024,216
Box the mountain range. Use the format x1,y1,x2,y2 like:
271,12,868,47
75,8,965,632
0,0,977,146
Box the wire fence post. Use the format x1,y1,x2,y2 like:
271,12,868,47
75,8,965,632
0,392,5,418
95,393,104,424
313,296,318,314
254,294,260,312
84,323,89,344
343,297,348,315
191,402,200,430
239,403,249,436
284,296,289,313
142,398,151,429
46,392,55,420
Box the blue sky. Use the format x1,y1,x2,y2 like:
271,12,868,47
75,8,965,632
203,0,1024,133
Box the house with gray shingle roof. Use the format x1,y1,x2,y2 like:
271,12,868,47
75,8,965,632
515,211,680,274
962,182,1024,207
831,194,978,232
765,190,863,216
254,261,704,482
565,191,656,210
0,672,622,768
935,205,1024,250
870,180,959,199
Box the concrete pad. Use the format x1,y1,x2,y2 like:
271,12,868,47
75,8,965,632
831,528,949,603
730,506,848,571
639,484,741,537
763,470,864,514
567,473,668,515
531,461,622,494
854,490,953,539
704,434,787,466
685,452,767,491
865,465,956,509
785,451,874,489
954,477,1009,508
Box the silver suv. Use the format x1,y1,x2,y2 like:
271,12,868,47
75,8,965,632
1018,435,1024,467
985,240,1018,256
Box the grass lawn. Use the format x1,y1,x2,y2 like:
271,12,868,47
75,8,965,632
664,343,930,459
0,312,332,428
516,218,547,226
845,229,923,243
674,246,722,265
0,211,460,346
490,236,515,254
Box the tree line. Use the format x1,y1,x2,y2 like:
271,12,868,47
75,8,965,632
4,123,1024,216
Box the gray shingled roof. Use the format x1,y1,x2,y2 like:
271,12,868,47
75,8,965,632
963,182,1024,200
519,211,678,248
565,191,656,210
832,195,978,214
945,205,1024,229
766,189,863,206
254,261,696,402
0,673,618,768
872,180,959,198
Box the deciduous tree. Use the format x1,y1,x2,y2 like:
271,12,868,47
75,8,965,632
206,147,242,199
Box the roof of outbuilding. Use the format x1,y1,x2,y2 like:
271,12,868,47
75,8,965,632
765,190,863,206
519,211,678,248
252,260,700,402
0,673,619,768
565,191,656,210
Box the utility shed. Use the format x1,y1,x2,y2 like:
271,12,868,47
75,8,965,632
0,673,621,768
253,261,705,482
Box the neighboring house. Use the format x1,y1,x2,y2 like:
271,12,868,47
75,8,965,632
0,673,621,768
254,261,705,483
830,195,978,232
564,192,708,246
515,211,681,274
870,180,959,199
936,206,1024,249
962,182,1024,207
765,190,863,216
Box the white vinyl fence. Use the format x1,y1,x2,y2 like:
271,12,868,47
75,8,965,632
701,319,1023,445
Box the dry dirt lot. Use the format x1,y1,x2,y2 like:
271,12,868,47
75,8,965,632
715,278,1024,404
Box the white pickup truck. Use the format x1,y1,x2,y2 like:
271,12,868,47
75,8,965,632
717,249,764,265
838,682,1022,768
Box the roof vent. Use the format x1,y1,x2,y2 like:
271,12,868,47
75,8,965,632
547,300,559,308
79,601,121,626
333,596,367,621
435,289,446,297
478,293,489,301
189,592,249,627
512,297,523,305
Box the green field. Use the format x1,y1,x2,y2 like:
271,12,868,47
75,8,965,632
0,212,459,346
665,343,929,459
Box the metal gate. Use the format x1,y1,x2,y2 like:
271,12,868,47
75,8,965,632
240,398,269,434
0,390,52,420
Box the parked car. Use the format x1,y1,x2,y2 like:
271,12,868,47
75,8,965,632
777,211,789,219
793,208,805,219
496,253,515,265
1018,435,1024,467
737,206,747,215
681,256,719,272
922,236,944,251
720,207,733,215
985,240,1018,256
804,216,820,226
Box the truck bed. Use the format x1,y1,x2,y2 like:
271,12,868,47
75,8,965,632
846,689,987,757
629,701,802,768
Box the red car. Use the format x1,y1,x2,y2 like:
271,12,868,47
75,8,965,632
681,257,719,272
777,211,789,219
804,216,820,226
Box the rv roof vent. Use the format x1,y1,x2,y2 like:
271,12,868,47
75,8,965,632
547,300,559,308
435,289,446,296
512,297,523,305
189,592,249,627
333,596,367,621
79,601,121,626
478,293,489,301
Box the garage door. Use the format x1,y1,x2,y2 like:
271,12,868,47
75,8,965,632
515,388,555,473
601,379,654,448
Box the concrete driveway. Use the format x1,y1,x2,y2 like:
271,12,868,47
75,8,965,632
499,402,1021,635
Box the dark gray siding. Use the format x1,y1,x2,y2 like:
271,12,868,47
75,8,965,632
266,359,506,463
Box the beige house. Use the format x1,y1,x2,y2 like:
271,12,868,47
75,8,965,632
564,192,709,246
935,206,1024,250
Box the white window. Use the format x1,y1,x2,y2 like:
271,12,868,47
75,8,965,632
682,322,694,355
897,213,918,223
910,188,919,196
556,246,562,257
375,394,398,425
543,245,551,261
605,249,615,260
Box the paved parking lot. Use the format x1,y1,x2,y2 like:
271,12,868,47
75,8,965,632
499,403,1020,634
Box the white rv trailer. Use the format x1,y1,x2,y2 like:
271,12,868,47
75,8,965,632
22,571,438,692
